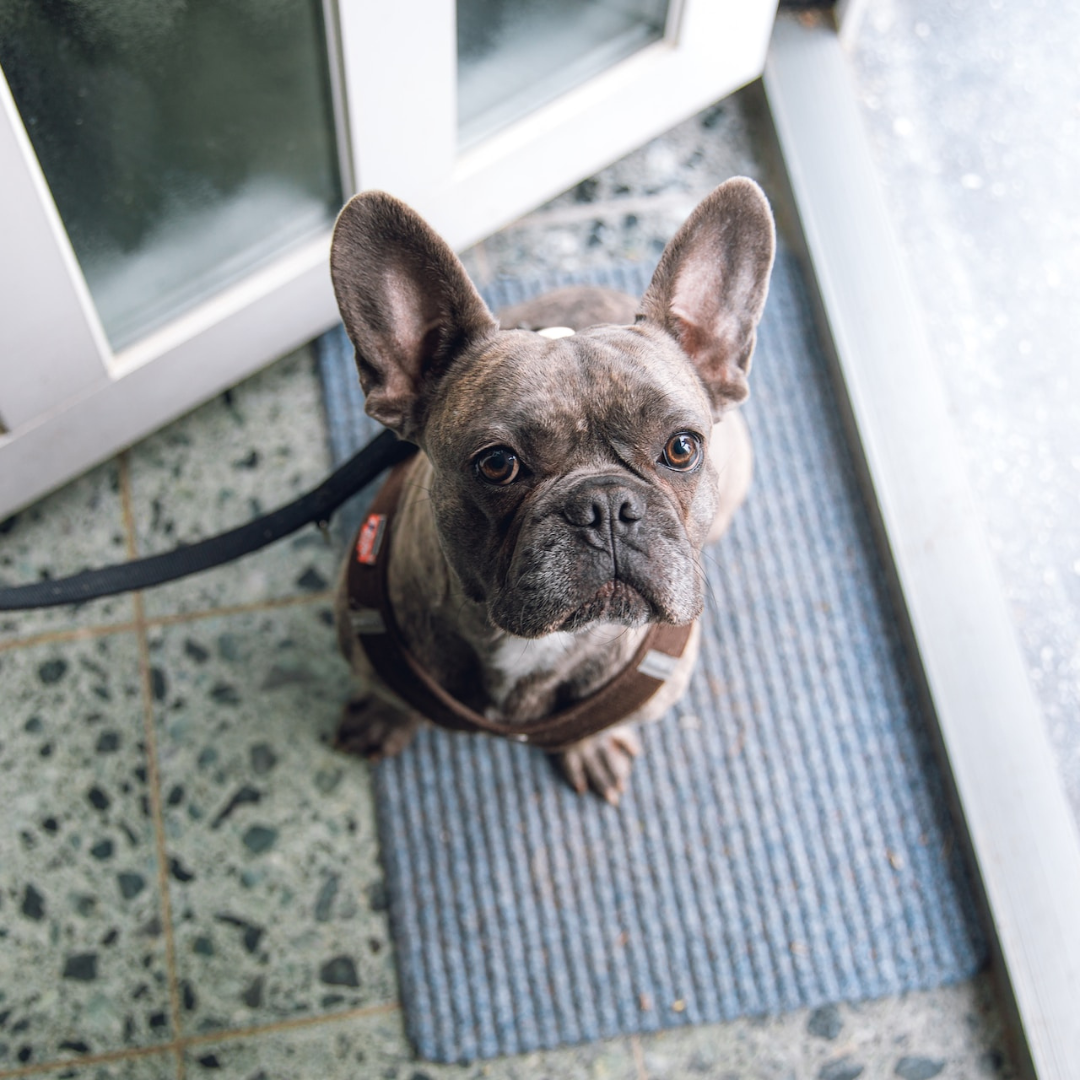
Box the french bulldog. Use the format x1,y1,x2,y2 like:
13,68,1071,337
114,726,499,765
330,178,775,803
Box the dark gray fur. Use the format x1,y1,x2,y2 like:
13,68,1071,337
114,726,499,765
329,180,775,801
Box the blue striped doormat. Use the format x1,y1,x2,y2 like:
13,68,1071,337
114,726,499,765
315,250,986,1063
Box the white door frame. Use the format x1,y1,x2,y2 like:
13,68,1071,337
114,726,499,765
0,0,777,520
765,17,1080,1078
340,0,777,251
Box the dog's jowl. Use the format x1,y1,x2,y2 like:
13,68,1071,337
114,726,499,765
329,179,775,802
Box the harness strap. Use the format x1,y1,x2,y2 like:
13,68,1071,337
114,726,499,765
347,458,695,752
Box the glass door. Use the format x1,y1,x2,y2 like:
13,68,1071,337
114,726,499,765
0,0,351,517
458,0,672,147
0,0,343,350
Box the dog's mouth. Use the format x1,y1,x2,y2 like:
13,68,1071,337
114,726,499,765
485,505,706,638
485,577,660,638
555,579,654,633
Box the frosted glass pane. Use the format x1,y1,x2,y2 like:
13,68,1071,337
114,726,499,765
0,1,341,349
458,0,670,146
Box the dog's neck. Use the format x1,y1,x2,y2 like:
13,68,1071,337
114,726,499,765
386,453,647,724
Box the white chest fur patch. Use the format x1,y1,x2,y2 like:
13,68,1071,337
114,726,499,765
485,631,579,708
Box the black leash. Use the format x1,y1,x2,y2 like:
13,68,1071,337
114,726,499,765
0,430,418,612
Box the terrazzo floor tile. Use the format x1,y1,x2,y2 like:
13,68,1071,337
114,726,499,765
125,346,338,620
540,87,763,209
639,973,1015,1080
0,462,135,646
3,1050,183,1079
147,602,395,1037
182,1008,640,1080
0,633,173,1068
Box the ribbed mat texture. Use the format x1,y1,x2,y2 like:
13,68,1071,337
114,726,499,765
315,251,986,1063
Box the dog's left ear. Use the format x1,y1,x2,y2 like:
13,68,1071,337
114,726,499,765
330,191,497,441
638,177,775,417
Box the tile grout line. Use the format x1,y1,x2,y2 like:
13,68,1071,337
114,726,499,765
0,591,336,656
0,620,140,655
0,1002,403,1079
133,602,187,1080
117,451,187,1080
147,589,335,628
181,1000,402,1049
0,1043,174,1080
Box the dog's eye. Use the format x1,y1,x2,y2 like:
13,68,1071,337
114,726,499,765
661,432,703,471
475,447,520,485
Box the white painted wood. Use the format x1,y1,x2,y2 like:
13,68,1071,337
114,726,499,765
664,0,689,41
435,0,777,249
340,0,778,250
0,68,110,432
0,233,339,518
336,0,458,201
835,0,871,48
765,17,1080,1079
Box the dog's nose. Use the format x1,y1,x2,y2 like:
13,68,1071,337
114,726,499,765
562,476,645,534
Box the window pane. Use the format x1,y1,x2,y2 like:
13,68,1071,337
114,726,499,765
0,1,341,350
457,0,671,147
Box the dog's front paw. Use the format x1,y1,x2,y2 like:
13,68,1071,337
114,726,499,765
334,694,422,761
556,724,642,805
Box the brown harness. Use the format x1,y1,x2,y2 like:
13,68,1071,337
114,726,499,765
346,455,694,752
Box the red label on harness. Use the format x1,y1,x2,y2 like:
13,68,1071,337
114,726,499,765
355,514,387,565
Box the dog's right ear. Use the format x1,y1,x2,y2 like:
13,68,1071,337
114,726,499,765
330,192,497,441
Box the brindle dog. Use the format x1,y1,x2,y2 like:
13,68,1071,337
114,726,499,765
330,180,775,802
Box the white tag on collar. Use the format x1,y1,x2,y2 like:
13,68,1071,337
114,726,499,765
536,326,575,339
638,648,680,681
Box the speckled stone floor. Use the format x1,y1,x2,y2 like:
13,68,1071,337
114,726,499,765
0,86,1019,1079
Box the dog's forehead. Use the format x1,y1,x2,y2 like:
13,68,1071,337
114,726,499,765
438,324,708,444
